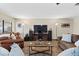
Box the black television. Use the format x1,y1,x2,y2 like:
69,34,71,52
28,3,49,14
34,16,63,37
42,25,47,32
34,25,42,33
34,25,47,33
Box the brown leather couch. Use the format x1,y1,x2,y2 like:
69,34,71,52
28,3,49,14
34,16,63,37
1,39,24,51
0,33,24,51
58,34,79,51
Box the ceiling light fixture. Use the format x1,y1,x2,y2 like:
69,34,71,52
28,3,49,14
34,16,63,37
56,3,60,5
75,3,79,6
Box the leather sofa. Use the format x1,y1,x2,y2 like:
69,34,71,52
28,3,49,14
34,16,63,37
0,33,24,51
58,34,79,51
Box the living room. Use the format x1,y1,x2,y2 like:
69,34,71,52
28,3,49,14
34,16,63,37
0,3,79,56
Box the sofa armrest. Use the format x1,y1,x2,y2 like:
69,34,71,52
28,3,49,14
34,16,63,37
58,41,76,51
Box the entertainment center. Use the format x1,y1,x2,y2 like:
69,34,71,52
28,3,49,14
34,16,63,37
29,25,52,41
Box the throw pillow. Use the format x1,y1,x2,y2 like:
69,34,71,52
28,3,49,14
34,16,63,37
9,43,24,56
0,47,9,56
75,40,79,47
62,34,72,42
10,33,16,40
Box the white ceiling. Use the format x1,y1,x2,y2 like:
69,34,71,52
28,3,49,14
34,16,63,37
0,3,79,19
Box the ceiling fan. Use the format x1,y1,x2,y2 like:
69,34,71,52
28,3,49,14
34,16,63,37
75,3,79,6
56,3,60,5
56,3,79,6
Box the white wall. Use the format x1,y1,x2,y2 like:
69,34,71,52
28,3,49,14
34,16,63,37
73,17,79,34
0,12,16,32
15,18,73,39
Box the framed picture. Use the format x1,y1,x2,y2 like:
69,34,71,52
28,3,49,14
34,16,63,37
17,23,22,28
61,23,70,28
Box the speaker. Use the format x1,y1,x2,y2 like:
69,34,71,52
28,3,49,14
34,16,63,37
29,30,34,41
48,31,52,41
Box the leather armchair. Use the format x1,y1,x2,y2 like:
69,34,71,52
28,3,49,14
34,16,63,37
58,34,79,51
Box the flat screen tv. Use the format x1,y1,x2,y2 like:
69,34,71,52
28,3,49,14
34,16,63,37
42,25,47,32
34,25,42,33
34,25,47,33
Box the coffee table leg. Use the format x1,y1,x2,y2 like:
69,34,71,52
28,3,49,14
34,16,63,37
29,46,30,56
50,46,52,56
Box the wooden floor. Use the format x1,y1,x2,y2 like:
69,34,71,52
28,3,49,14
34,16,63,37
22,40,63,56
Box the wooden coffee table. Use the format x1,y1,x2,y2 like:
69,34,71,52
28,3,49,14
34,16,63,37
28,41,53,56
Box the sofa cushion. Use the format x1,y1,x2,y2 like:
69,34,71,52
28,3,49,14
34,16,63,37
75,40,79,47
0,34,10,37
9,43,24,56
1,39,13,51
0,37,9,41
58,48,75,56
0,34,10,41
10,33,16,40
62,34,72,42
0,47,9,56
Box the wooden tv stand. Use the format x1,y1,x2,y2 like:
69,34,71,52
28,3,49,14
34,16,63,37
29,30,52,41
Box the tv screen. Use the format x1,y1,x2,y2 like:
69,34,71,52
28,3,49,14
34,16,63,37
34,25,47,33
34,25,42,33
42,25,47,32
